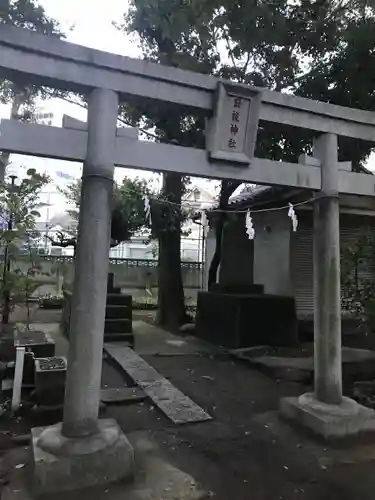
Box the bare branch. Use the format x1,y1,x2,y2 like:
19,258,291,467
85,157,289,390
242,52,251,77
58,95,162,142
223,28,238,71
45,232,76,248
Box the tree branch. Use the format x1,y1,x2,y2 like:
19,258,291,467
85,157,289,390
208,179,242,288
223,28,238,71
242,52,251,77
58,94,179,144
45,232,76,248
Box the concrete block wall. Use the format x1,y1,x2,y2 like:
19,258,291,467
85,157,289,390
252,211,292,296
203,214,254,291
219,213,254,286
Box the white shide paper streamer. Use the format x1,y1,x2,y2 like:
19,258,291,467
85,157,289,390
143,194,152,226
245,210,255,240
288,203,298,232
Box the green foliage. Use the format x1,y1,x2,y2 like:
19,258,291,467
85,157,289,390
122,0,375,168
61,176,151,246
124,0,219,70
38,293,63,309
220,0,375,164
1,169,48,228
0,169,50,317
0,0,63,139
123,0,212,149
149,193,191,236
113,177,151,242
122,3,210,234
61,175,193,246
0,0,61,33
341,230,375,326
120,0,375,326
58,179,81,224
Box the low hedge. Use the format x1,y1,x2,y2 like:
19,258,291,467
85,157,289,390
38,295,64,310
132,301,196,312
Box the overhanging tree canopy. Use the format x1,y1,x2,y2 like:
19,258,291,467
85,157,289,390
0,0,63,178
121,0,375,294
54,177,150,251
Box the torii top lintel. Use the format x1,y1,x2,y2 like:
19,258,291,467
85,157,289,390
1,25,375,143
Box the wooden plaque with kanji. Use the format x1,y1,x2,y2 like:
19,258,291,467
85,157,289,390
207,82,262,165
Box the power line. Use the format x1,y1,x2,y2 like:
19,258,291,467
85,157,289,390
121,185,316,214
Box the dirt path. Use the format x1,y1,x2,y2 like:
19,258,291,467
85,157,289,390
103,353,375,500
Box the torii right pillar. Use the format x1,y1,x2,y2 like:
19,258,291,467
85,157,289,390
280,133,375,439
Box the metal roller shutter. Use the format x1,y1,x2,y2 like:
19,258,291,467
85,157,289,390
291,218,375,317
291,226,313,317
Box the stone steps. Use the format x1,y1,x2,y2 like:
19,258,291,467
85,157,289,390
105,273,133,343
105,304,131,319
105,318,132,334
62,274,134,344
103,332,134,345
106,293,132,306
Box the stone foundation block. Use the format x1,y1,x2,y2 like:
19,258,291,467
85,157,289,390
280,392,375,438
31,418,134,495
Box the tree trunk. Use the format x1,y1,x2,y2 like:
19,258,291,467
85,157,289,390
156,172,187,330
208,211,226,289
208,180,242,289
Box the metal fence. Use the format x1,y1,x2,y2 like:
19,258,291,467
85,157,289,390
21,229,205,262
8,255,203,299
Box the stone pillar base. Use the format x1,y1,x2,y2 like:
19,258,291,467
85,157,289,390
280,392,375,439
31,418,134,495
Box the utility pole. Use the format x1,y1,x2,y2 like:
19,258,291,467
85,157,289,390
2,175,17,325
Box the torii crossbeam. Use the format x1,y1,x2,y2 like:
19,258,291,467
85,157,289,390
1,117,375,197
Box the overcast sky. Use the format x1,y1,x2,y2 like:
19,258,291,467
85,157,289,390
1,0,139,118
41,0,139,56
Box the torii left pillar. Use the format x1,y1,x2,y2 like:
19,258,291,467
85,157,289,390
30,88,134,495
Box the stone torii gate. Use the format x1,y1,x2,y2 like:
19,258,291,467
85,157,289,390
1,24,375,492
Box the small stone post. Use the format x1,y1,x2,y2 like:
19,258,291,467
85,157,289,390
62,88,119,437
313,133,342,405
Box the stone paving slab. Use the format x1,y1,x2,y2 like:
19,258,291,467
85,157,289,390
132,320,221,356
104,343,212,424
100,387,146,405
232,346,375,382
